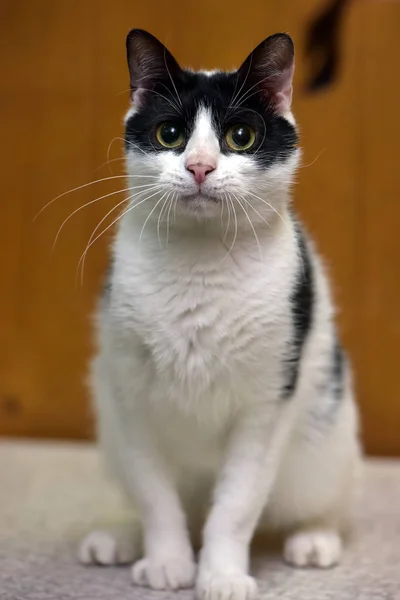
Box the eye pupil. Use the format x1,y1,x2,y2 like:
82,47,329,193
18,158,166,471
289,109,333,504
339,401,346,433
231,126,251,147
225,125,255,151
160,123,180,145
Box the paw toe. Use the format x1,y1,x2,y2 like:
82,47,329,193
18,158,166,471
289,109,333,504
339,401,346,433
78,527,140,566
78,531,117,565
132,556,196,590
197,571,257,600
284,529,342,568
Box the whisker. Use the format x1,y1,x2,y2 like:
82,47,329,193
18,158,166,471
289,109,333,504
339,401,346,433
239,194,271,227
78,187,163,286
121,80,182,114
236,107,267,157
173,191,178,222
157,191,172,247
229,53,253,110
93,156,125,175
52,183,159,251
143,86,181,114
106,137,123,173
83,185,162,258
228,73,280,114
229,87,265,112
163,48,183,109
34,174,158,220
221,194,238,263
246,190,289,227
116,86,133,96
139,190,170,246
77,190,154,285
232,193,262,262
222,192,231,243
299,149,326,170
118,136,153,158
165,192,175,247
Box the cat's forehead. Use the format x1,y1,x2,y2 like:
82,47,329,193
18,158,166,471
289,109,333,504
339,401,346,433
174,69,237,106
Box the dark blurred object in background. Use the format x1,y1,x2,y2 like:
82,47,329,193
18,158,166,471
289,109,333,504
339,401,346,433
305,0,349,92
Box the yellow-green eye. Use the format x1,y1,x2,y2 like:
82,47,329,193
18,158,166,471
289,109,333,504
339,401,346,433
225,125,256,151
156,122,184,148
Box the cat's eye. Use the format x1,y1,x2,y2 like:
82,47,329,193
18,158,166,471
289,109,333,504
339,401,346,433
225,125,256,151
156,122,184,149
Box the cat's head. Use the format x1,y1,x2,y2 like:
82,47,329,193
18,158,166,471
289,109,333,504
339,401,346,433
124,29,299,226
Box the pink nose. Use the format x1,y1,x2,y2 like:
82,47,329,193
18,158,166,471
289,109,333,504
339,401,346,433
186,163,215,185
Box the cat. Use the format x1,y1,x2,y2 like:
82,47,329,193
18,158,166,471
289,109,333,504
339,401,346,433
79,29,360,600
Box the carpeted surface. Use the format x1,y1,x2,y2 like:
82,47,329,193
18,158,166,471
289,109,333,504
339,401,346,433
1,440,400,600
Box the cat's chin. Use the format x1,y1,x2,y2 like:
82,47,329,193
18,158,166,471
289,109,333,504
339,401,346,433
181,192,219,204
176,192,220,218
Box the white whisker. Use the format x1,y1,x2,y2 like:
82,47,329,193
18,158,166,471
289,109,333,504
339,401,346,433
246,190,289,227
93,156,125,175
232,193,262,262
78,188,163,286
228,73,279,113
139,190,170,246
117,136,153,158
34,174,158,220
228,53,253,110
84,185,162,258
222,193,231,244
299,149,326,170
143,85,181,114
173,192,178,222
165,192,175,247
221,194,238,263
107,137,123,172
239,194,271,227
52,183,159,251
236,107,267,157
157,191,172,247
164,56,183,109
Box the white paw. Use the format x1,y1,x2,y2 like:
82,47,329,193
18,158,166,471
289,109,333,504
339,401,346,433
196,570,257,600
132,555,196,590
78,528,140,565
284,529,342,568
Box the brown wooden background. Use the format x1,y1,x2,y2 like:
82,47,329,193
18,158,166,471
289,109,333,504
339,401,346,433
1,0,399,455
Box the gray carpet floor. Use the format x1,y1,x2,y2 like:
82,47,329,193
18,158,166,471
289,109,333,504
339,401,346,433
1,440,400,600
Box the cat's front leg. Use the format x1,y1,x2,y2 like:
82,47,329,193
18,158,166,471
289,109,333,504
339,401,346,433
118,413,196,590
197,402,295,600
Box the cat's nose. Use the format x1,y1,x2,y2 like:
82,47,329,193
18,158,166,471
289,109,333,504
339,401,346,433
186,162,216,185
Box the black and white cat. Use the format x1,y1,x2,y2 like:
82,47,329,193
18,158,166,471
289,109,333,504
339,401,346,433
79,30,360,600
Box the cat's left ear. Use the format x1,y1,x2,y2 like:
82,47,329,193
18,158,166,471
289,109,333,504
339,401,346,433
126,29,181,101
238,33,294,114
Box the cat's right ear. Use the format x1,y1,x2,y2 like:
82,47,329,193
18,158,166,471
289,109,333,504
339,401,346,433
237,33,295,115
126,29,181,102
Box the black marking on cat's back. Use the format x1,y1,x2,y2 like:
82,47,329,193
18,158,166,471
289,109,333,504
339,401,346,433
311,336,347,428
332,336,345,400
282,224,314,398
100,257,114,308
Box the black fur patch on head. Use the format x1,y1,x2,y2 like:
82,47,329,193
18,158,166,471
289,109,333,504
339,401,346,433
125,69,298,169
282,223,314,398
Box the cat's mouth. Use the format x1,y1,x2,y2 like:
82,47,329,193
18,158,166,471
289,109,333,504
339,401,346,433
180,192,219,204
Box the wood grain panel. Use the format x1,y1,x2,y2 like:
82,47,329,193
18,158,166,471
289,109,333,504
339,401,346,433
0,2,99,437
358,2,400,455
1,0,396,454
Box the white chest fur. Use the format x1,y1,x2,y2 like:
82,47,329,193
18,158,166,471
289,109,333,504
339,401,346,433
108,220,298,413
